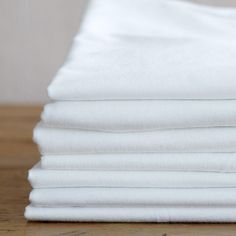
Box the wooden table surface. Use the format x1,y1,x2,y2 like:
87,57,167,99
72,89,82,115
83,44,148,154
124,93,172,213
1,106,236,236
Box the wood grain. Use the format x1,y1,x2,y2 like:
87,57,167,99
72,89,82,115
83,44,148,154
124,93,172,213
1,105,236,236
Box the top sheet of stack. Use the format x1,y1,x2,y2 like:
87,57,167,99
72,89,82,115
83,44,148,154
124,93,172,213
48,0,236,101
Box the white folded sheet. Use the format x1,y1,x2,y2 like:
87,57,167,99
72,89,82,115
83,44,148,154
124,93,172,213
34,124,236,154
48,0,236,101
42,100,236,131
41,153,236,171
25,206,236,222
30,188,236,207
29,163,236,188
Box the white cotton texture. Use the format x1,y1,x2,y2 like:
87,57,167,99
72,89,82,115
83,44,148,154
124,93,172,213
34,124,236,154
26,0,236,222
42,101,236,131
41,153,236,172
48,0,236,100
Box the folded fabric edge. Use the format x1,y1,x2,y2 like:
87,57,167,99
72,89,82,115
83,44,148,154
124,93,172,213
25,205,236,222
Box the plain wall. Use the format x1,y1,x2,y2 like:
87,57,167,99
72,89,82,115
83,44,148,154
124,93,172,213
0,0,236,104
0,0,86,104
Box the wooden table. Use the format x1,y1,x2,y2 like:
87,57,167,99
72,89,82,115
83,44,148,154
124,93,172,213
1,106,236,236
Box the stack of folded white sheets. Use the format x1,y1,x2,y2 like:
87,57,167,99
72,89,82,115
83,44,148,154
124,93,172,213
25,0,236,222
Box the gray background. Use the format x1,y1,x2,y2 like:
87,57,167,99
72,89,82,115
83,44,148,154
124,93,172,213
1,0,236,104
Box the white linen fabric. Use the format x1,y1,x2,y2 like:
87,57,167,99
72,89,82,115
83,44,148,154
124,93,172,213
30,188,236,207
48,0,236,101
25,206,236,222
26,0,236,223
29,163,236,189
42,101,236,131
34,124,236,154
41,153,236,172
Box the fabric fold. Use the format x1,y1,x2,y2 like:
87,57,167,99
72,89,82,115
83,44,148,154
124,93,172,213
41,153,236,172
42,100,236,131
30,188,236,207
48,0,236,101
25,206,236,222
34,124,236,154
29,162,236,189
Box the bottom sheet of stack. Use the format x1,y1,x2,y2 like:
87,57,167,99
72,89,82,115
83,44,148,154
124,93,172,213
25,162,236,222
